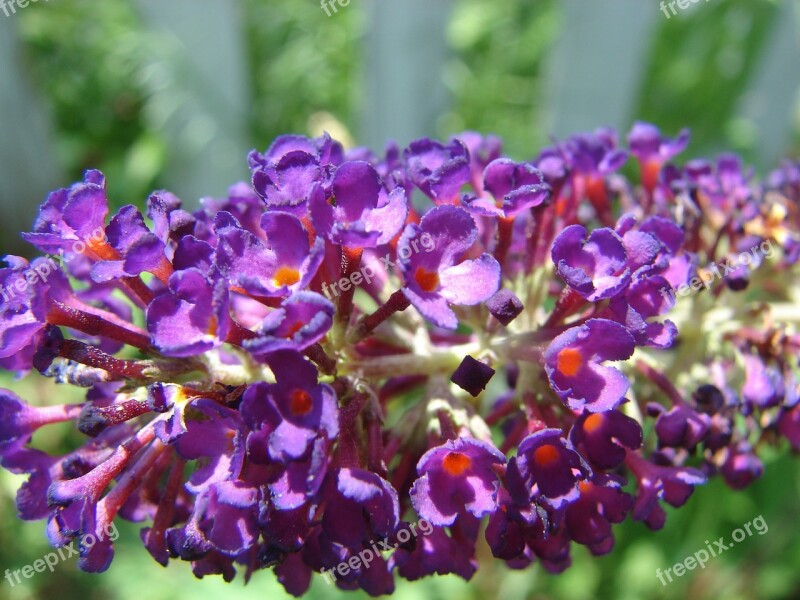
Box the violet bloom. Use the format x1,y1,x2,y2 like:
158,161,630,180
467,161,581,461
22,170,110,257
454,131,503,190
692,154,755,211
628,453,706,530
90,204,171,284
309,160,408,248
0,389,83,455
215,211,324,298
544,319,635,413
649,402,710,450
321,467,400,549
146,268,230,357
778,403,800,451
569,408,642,470
403,138,472,203
0,257,71,371
192,481,261,557
394,520,479,581
607,276,678,349
245,292,334,357
564,474,632,555
721,443,763,490
398,205,501,329
256,350,338,462
742,354,785,408
410,437,505,526
563,128,628,178
266,437,330,510
463,159,549,219
250,133,342,215
512,428,591,510
627,122,690,190
551,225,630,301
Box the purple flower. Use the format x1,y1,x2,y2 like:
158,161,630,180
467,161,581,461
565,474,632,555
570,408,642,470
89,205,171,285
742,354,784,408
0,390,83,455
250,133,342,215
214,211,324,298
319,468,399,580
454,131,503,190
564,128,628,177
398,205,501,329
146,268,230,357
606,276,678,349
244,292,334,357
463,159,549,218
720,443,763,490
552,225,630,301
410,437,505,526
194,481,261,556
22,170,110,257
244,350,338,463
394,520,478,581
309,161,408,248
0,257,71,371
545,319,635,412
512,428,591,509
628,453,706,530
627,122,690,191
778,403,800,451
403,138,471,203
649,402,710,450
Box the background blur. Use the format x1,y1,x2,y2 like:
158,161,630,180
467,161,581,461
1,1,800,599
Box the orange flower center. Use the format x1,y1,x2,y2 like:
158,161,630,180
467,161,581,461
284,321,304,339
583,413,605,434
206,315,218,336
414,267,440,293
273,266,301,288
442,451,472,476
556,347,583,377
533,444,560,467
642,159,662,192
289,389,313,416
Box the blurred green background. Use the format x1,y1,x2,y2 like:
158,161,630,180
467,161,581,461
1,0,800,599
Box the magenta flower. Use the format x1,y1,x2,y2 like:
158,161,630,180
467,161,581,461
552,225,630,301
545,319,635,412
398,205,501,329
410,437,505,526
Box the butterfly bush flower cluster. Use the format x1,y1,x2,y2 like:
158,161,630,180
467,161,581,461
1,122,800,596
